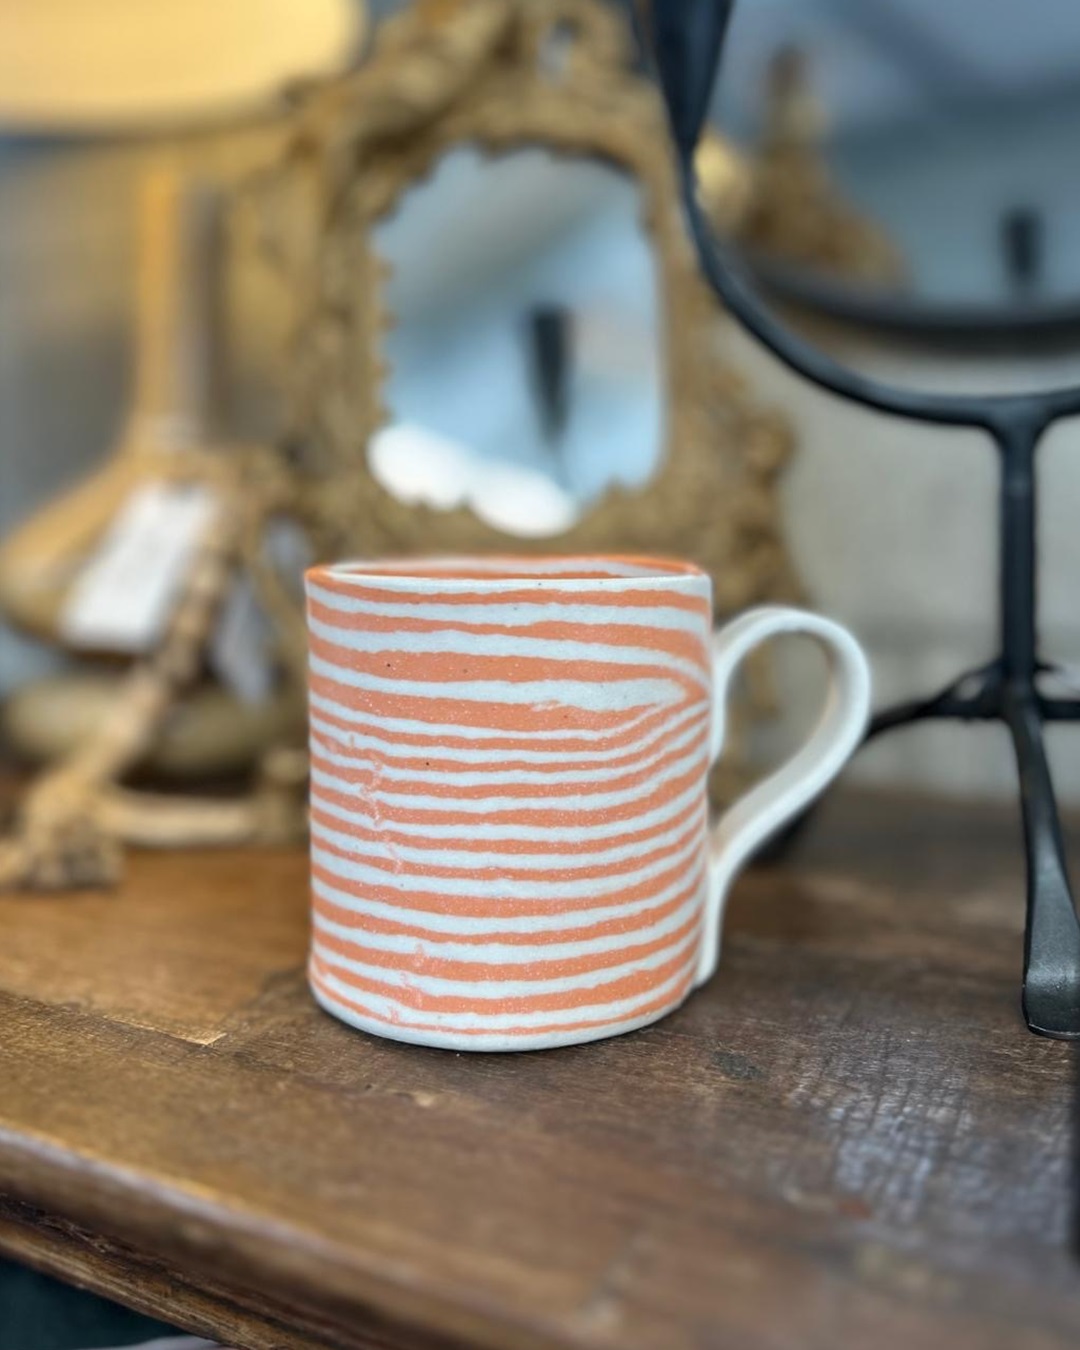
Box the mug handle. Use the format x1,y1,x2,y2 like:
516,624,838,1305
695,606,872,986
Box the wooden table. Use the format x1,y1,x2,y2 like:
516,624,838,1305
0,792,1075,1350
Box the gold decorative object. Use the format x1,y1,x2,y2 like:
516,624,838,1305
0,173,227,648
0,172,311,889
694,130,754,237
254,0,799,620
728,45,906,286
0,447,311,889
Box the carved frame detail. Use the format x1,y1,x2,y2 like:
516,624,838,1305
264,0,799,618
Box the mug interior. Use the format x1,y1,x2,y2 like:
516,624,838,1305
304,550,716,1051
308,554,709,587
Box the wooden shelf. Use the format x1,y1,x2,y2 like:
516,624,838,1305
0,792,1074,1350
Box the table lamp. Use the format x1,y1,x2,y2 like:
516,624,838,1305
0,0,365,887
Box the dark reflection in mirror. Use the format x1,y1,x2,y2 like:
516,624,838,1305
371,145,663,537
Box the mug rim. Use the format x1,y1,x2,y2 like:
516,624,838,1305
306,553,711,592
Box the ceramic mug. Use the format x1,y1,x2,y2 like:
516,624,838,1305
304,556,870,1052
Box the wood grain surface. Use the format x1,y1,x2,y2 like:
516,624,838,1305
0,791,1075,1350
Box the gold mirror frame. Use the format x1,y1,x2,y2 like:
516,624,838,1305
265,0,799,618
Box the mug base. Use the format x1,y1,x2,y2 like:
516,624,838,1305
309,978,689,1053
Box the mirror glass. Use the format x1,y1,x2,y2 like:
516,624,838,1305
370,145,663,536
707,0,1080,394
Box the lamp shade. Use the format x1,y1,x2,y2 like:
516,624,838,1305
0,0,365,134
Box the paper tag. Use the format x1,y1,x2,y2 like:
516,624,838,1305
210,518,311,705
61,481,218,653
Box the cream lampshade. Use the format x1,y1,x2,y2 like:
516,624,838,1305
0,0,365,134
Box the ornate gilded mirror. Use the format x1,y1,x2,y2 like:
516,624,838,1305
265,0,798,619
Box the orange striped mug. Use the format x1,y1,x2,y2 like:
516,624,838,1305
305,556,870,1052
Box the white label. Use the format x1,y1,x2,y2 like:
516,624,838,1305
61,481,218,653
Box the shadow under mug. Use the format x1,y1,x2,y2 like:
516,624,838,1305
304,555,871,1052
